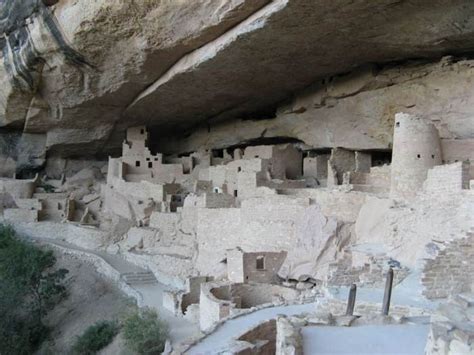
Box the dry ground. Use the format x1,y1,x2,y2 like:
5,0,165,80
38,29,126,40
37,247,135,354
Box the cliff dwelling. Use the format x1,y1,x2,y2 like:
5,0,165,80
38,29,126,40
0,1,473,354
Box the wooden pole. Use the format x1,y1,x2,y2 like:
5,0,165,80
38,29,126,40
345,283,357,316
382,268,394,315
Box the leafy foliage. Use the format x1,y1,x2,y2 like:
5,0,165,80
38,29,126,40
0,225,68,354
72,320,119,354
123,308,169,354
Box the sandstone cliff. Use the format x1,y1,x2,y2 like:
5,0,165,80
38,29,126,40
1,0,474,174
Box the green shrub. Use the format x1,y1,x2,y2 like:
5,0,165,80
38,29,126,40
72,320,119,354
0,224,68,354
122,308,169,354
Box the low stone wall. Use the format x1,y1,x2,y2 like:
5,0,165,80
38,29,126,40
4,208,38,222
326,253,409,288
345,165,391,193
199,281,300,331
425,295,474,354
323,298,430,318
276,316,303,355
120,250,192,290
0,177,37,198
423,161,470,194
8,221,106,250
275,308,430,355
237,319,277,354
45,243,144,307
421,232,474,299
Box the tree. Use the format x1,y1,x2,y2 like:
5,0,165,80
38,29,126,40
72,320,119,354
123,308,169,354
0,225,68,354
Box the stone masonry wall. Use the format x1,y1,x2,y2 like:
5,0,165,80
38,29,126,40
424,161,470,194
422,232,474,299
238,319,276,354
326,253,409,288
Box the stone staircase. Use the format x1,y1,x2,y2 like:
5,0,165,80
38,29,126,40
121,271,158,285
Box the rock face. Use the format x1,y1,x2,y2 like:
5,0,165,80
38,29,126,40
157,58,474,155
1,0,474,165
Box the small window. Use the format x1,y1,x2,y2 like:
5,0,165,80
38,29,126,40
254,155,259,158
234,190,238,197
140,129,144,134
57,202,62,210
431,154,435,159
214,188,219,193
146,158,150,161
136,161,141,167
148,162,153,168
238,167,242,172
417,154,421,159
154,158,158,161
256,256,265,270
396,122,400,127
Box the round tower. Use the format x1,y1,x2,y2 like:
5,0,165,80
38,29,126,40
390,113,442,199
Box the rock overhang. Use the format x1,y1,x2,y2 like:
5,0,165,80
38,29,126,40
1,0,474,159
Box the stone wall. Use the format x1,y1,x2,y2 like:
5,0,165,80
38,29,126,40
421,232,474,299
199,281,299,331
195,195,339,281
227,248,287,284
4,208,38,222
424,161,470,194
326,253,409,288
303,154,329,181
237,319,277,354
276,316,303,355
390,113,442,199
0,177,37,198
327,148,355,186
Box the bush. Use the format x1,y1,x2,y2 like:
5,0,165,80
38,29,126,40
72,320,119,354
122,308,169,354
0,224,68,354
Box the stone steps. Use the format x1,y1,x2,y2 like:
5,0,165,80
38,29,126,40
122,271,158,285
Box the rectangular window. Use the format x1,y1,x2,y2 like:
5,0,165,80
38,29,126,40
256,256,265,270
136,161,140,167
148,162,153,168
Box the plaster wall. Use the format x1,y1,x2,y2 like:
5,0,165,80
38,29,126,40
15,198,42,210
303,154,329,180
4,208,38,222
227,249,287,284
0,178,36,198
327,148,356,186
355,151,372,172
